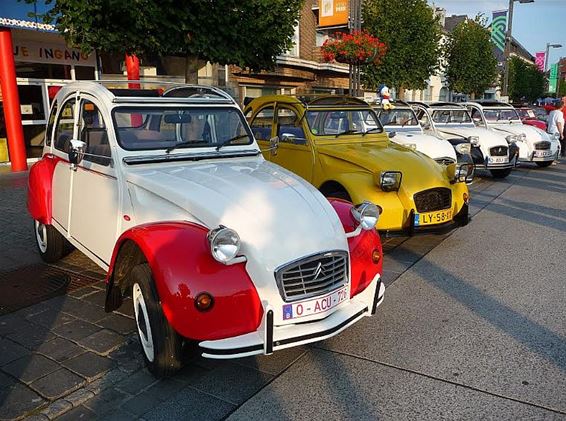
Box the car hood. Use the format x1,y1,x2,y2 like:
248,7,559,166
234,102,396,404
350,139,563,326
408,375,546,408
317,140,450,190
124,156,348,269
391,131,457,161
490,122,553,144
437,126,508,148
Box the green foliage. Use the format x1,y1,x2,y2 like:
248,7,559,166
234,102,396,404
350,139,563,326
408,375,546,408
30,0,303,70
361,0,443,91
444,15,498,97
508,56,545,102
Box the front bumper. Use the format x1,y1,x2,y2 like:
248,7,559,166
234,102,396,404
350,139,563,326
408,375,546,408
199,275,384,359
382,202,470,238
526,150,558,162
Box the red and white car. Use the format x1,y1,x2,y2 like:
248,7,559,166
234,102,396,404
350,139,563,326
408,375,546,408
27,82,385,376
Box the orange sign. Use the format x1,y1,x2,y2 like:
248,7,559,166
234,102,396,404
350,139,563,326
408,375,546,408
319,0,349,27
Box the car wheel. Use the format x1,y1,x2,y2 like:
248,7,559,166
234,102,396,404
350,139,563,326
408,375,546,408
131,263,183,377
490,168,512,178
33,220,71,263
535,161,553,168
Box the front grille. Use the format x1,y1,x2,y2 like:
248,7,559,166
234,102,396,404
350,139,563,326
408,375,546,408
275,251,348,302
490,146,508,156
534,141,551,150
414,188,452,213
434,157,456,166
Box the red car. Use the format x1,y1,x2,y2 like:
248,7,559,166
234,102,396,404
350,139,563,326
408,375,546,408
515,107,547,131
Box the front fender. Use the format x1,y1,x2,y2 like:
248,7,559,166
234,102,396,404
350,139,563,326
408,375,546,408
106,222,263,341
328,199,382,298
28,154,60,224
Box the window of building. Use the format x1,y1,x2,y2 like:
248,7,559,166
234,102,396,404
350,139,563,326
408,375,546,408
75,66,96,80
284,24,300,57
17,85,45,121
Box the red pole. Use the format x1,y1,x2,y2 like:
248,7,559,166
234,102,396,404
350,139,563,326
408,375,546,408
125,54,142,127
0,28,28,172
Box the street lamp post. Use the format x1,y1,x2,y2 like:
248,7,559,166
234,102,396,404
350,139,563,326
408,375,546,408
502,0,534,97
544,42,562,72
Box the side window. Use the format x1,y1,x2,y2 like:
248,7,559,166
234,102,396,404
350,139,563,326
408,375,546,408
45,100,58,146
79,100,112,166
250,106,274,141
277,107,305,141
54,98,76,152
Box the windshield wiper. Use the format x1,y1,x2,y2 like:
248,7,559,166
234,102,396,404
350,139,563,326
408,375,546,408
215,134,251,151
362,127,382,136
165,139,209,153
335,129,361,137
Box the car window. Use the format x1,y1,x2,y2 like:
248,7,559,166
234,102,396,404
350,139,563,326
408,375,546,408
113,107,253,151
45,100,58,147
250,106,274,141
377,109,418,126
54,98,76,153
431,109,472,124
277,107,306,141
80,100,112,166
306,109,381,136
483,108,521,122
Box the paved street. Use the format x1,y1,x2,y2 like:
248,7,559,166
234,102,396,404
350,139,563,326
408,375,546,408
0,162,565,420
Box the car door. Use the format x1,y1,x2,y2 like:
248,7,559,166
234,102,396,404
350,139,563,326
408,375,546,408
51,95,78,234
68,95,119,267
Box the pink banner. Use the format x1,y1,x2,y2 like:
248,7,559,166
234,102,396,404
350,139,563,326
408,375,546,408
535,52,546,72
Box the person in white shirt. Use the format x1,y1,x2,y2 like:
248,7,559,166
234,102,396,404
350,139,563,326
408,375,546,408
547,102,564,162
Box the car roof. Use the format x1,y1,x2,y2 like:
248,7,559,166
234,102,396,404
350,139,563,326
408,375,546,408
408,101,467,109
54,80,237,106
245,94,372,110
466,100,513,108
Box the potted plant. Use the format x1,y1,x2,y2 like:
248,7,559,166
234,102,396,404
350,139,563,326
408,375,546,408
321,30,387,65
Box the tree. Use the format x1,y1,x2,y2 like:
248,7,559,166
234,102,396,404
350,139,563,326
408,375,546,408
33,0,303,81
508,56,545,103
444,15,498,98
362,0,443,93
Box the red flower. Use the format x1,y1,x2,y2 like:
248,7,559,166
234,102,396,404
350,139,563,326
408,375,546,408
320,30,387,65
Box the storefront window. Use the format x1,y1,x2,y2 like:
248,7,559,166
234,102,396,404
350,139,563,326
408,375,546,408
17,85,45,121
75,66,95,80
16,62,71,79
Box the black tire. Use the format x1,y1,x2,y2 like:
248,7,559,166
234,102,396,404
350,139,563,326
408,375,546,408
324,189,352,202
490,168,512,179
33,220,71,263
535,161,553,168
131,263,183,377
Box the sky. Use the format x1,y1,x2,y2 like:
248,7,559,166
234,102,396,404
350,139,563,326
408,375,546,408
429,0,566,65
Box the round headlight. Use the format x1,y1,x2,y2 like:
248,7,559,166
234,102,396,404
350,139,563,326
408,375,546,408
519,133,527,141
207,226,241,264
455,143,471,155
468,136,480,147
351,201,381,230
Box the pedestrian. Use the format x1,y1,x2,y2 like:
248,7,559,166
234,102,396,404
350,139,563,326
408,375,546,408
561,95,566,156
547,101,565,162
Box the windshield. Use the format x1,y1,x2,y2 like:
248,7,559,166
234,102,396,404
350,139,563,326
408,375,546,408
483,108,521,122
431,109,473,125
377,108,419,127
306,109,382,136
113,107,253,151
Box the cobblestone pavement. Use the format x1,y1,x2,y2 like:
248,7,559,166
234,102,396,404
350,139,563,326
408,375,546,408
1,163,564,420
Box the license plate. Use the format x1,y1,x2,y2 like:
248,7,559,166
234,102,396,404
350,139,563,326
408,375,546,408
489,156,508,163
535,150,552,157
414,209,453,226
282,286,348,320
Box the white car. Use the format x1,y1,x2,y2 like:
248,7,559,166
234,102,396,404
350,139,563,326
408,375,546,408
27,81,385,377
465,101,560,167
411,102,516,179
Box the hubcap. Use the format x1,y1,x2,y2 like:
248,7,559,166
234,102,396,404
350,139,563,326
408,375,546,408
133,283,155,362
35,221,47,253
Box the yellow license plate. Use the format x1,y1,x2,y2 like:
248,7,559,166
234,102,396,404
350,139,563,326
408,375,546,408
414,209,452,226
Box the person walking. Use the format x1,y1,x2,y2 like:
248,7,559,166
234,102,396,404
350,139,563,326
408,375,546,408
561,96,566,157
547,101,565,162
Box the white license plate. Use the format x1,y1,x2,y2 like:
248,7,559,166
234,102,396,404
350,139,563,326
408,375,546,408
535,150,552,157
489,156,508,164
282,286,348,321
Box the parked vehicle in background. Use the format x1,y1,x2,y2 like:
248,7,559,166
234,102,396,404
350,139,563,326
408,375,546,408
466,101,560,168
27,82,386,377
373,101,473,177
244,95,472,237
410,102,516,179
513,105,547,131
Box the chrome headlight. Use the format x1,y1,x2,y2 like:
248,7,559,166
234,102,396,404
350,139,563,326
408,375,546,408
454,143,471,154
207,226,241,264
505,134,518,143
454,163,474,183
468,136,480,147
405,143,417,150
519,133,527,141
351,201,381,230
380,171,402,192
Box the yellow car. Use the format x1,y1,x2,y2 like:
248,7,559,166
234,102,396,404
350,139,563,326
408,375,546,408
244,95,471,236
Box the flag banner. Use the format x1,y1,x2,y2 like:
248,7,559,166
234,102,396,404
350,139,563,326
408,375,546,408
549,63,559,93
491,10,508,63
535,52,546,72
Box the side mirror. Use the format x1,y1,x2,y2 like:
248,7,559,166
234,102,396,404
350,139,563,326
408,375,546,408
68,139,86,167
269,136,279,156
388,131,396,139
